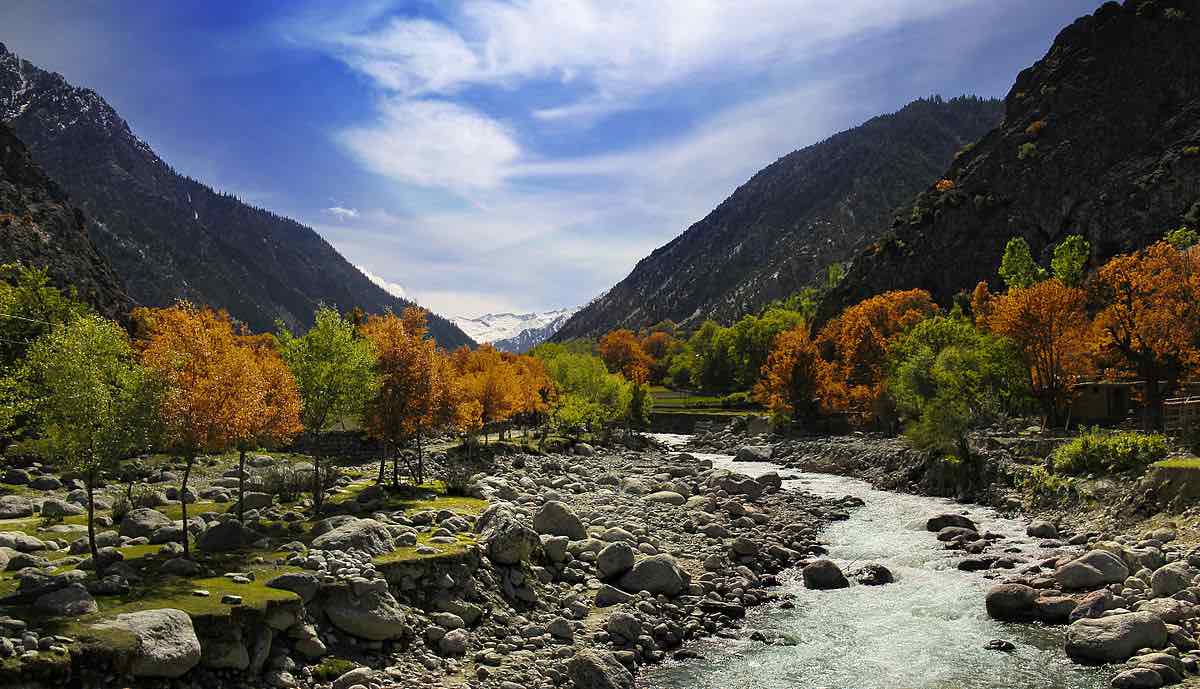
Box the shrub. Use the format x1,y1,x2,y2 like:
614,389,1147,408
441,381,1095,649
720,391,754,409
935,178,955,192
1051,428,1169,475
261,464,304,503
1018,143,1038,161
1019,466,1075,506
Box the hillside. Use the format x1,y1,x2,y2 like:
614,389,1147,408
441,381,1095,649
0,43,472,347
0,122,127,318
825,0,1200,317
554,96,1003,340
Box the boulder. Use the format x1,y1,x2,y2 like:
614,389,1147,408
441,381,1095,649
0,496,33,519
119,508,173,539
574,443,595,457
324,587,408,641
596,542,636,580
567,649,634,689
92,609,201,677
532,501,587,540
1054,550,1129,590
802,559,849,590
617,555,686,596
196,521,255,553
1137,597,1195,625
853,563,894,586
595,584,634,608
266,572,320,603
984,584,1039,621
926,513,976,532
1150,561,1198,598
1027,521,1059,539
1064,612,1167,664
1110,668,1164,689
40,498,85,519
29,475,62,491
231,492,272,512
35,583,98,616
310,519,395,557
718,476,763,500
644,491,686,506
476,504,540,565
733,446,771,463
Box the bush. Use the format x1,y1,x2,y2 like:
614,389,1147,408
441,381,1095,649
1051,428,1169,475
1018,142,1038,161
1019,466,1075,506
261,464,304,503
720,391,754,409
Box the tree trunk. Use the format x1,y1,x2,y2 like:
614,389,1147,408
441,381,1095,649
416,429,424,486
237,448,247,522
312,450,325,513
86,471,99,566
181,455,194,559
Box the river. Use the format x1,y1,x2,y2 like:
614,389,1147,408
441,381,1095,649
640,434,1110,689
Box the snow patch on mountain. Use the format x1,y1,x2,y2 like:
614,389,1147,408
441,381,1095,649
453,308,578,352
357,265,408,299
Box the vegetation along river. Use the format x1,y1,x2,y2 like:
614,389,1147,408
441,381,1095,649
639,434,1110,689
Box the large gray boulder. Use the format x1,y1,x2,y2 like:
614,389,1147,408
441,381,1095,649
1054,550,1130,590
1150,561,1199,598
119,508,173,539
984,583,1039,621
40,498,85,519
567,649,634,689
617,555,686,596
476,504,540,565
230,491,272,513
324,586,408,641
196,521,255,553
310,518,395,557
93,609,201,677
266,572,321,603
596,542,636,580
532,501,587,540
35,583,98,616
0,495,33,519
733,446,771,463
925,513,976,532
718,475,764,500
802,559,849,590
1065,612,1168,663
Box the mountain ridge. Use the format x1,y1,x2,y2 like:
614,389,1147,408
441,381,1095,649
454,308,578,353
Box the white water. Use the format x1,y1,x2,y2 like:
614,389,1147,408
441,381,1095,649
641,434,1109,689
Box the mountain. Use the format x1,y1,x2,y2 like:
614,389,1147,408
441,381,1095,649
554,95,1004,340
0,43,473,348
0,121,127,319
825,0,1200,317
454,308,578,353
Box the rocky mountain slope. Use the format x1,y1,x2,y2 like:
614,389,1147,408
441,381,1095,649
825,0,1200,317
0,43,472,347
455,309,577,353
554,96,1003,340
0,121,127,319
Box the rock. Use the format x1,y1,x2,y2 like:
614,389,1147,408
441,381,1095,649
541,535,569,563
1150,561,1198,598
597,542,636,580
985,584,1039,621
29,476,62,491
310,519,395,557
476,504,540,565
40,499,84,519
1054,550,1129,590
266,572,320,603
35,583,98,616
332,667,373,689
984,639,1015,651
645,491,686,506
926,513,975,532
1070,589,1114,622
574,443,595,457
1137,597,1194,625
119,508,173,539
160,557,202,576
718,476,763,500
532,501,587,540
92,609,201,677
853,563,893,586
802,559,849,590
196,521,255,553
439,628,468,655
567,649,634,689
0,496,33,519
1110,668,1163,689
548,617,574,641
1027,521,1058,539
605,612,641,644
1036,596,1077,625
324,588,407,641
231,492,272,512
595,585,634,607
937,526,979,542
733,446,771,463
1064,612,1167,664
618,555,686,596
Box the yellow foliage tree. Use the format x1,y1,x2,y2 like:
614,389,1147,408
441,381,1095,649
454,344,522,444
598,329,652,384
234,334,303,520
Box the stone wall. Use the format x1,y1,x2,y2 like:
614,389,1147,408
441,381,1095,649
285,431,386,463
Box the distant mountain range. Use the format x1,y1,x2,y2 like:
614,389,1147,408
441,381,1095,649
453,308,578,353
554,95,1004,340
0,43,472,348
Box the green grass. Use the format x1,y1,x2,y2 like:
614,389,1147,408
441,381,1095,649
373,532,476,566
1153,457,1200,470
328,480,487,515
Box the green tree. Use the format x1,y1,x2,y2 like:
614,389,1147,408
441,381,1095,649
1051,234,1090,287
626,382,653,433
534,346,630,439
277,306,379,511
1166,227,1199,250
24,315,161,562
727,307,807,388
999,237,1046,290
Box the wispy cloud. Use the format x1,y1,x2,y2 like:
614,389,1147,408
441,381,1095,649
325,205,360,219
355,264,407,299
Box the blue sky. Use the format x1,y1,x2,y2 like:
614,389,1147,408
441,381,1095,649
0,0,1102,317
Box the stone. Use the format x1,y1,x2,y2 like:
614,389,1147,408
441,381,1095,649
1027,521,1058,539
0,496,33,519
196,521,255,553
324,588,407,641
1136,597,1194,625
853,563,893,586
617,555,686,596
984,639,1015,651
595,585,634,607
574,443,595,457
605,612,641,643
1035,596,1077,624
597,542,636,580
567,649,634,689
311,519,395,557
476,504,540,565
985,584,1039,622
532,501,587,540
160,557,202,576
332,668,374,689
29,476,62,491
1064,612,1167,664
718,476,763,500
266,572,320,603
1150,561,1198,598
733,446,772,463
92,609,201,678
231,492,272,512
119,508,173,539
34,583,98,616
644,491,686,506
926,513,975,532
1110,668,1163,689
1070,589,1114,622
39,499,84,519
1054,550,1129,590
548,617,574,641
439,628,468,655
802,559,849,590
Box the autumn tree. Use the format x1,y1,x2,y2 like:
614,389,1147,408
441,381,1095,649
25,315,161,562
727,307,807,389
234,334,303,521
278,306,378,511
999,237,1046,290
598,329,652,384
981,279,1091,426
641,331,680,384
511,354,555,438
137,303,260,558
815,289,939,421
454,344,522,444
1091,240,1200,427
754,325,821,425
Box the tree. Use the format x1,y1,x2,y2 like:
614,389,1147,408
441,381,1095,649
754,326,821,425
815,289,939,421
999,237,1046,290
512,354,555,439
981,279,1091,426
535,345,631,439
727,307,807,389
626,382,653,433
689,321,736,392
641,331,679,384
136,303,260,558
598,329,652,384
278,306,378,510
234,334,303,521
454,345,522,444
1092,240,1200,428
1051,235,1090,287
25,315,161,562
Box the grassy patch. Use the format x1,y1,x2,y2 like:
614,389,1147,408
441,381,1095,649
312,656,359,682
329,480,487,515
1153,457,1200,470
373,532,476,566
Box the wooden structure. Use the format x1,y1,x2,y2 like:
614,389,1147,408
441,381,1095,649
1164,396,1200,436
1070,382,1134,426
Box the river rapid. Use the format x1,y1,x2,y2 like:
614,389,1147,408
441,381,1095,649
639,434,1110,689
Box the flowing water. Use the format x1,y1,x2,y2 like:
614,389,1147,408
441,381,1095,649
639,434,1110,689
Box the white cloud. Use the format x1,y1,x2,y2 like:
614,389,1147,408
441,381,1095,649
325,205,359,219
355,264,407,299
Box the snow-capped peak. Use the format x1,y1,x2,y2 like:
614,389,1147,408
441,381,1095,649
453,308,578,350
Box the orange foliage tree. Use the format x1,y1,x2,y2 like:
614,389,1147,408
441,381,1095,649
234,334,303,520
641,331,679,384
135,303,262,558
454,344,522,443
980,278,1091,426
598,329,652,384
815,289,939,421
361,308,462,486
1091,240,1200,427
511,354,555,436
754,325,821,423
